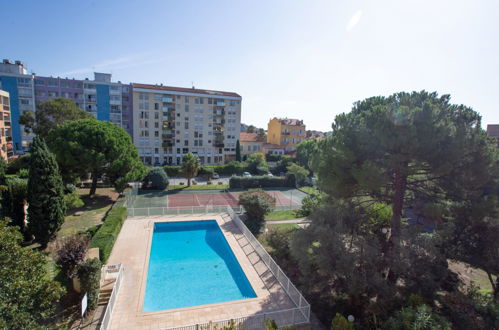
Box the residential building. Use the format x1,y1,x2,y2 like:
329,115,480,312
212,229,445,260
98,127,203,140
0,90,13,160
240,132,264,155
262,143,285,155
306,130,325,140
0,59,130,154
266,117,306,153
132,83,242,165
487,124,499,147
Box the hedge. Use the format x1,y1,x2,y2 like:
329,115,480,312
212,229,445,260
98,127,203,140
166,161,249,177
163,165,182,177
229,174,296,189
89,206,127,263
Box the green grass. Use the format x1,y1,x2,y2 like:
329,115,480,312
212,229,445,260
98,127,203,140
298,186,318,194
266,223,300,231
265,209,305,221
168,184,229,190
58,189,117,239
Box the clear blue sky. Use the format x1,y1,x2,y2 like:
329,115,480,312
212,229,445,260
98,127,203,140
2,0,499,131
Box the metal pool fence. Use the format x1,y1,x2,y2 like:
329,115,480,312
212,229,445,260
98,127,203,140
100,264,124,330
159,206,311,329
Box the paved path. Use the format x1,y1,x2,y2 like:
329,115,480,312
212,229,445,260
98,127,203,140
266,219,311,225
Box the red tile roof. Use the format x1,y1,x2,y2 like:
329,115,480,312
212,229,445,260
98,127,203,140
240,132,263,142
132,83,241,98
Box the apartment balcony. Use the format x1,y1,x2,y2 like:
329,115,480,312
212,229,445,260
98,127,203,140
282,131,290,135
215,101,225,106
213,109,225,116
162,133,174,139
162,96,173,103
214,142,225,148
4,121,11,127
162,142,173,148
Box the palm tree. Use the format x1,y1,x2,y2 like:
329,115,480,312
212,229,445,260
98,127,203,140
181,153,200,187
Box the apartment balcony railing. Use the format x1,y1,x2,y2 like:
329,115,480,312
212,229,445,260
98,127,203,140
215,101,225,106
162,97,173,103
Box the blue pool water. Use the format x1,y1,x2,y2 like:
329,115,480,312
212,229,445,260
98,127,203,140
143,220,257,312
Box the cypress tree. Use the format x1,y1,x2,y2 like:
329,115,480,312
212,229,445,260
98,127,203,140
235,139,241,162
27,136,66,247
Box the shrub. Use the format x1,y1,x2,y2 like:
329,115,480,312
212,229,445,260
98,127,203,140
192,180,197,185
265,153,282,162
239,190,276,235
77,258,102,311
65,183,76,193
266,228,293,260
265,319,278,330
382,304,451,330
229,175,295,189
218,181,223,185
180,182,185,185
17,168,29,179
297,192,325,217
142,167,169,190
55,234,89,278
207,181,212,185
89,206,127,262
6,154,30,174
163,165,182,177
331,313,354,330
64,191,84,210
286,163,309,186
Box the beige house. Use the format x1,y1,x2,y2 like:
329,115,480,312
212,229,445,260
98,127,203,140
239,132,264,155
132,83,242,165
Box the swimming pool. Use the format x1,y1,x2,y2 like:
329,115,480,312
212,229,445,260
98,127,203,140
143,220,257,312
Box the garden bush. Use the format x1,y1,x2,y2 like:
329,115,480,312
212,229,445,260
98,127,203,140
17,168,29,179
89,206,127,262
55,234,89,278
163,165,182,177
6,154,30,174
382,304,451,330
297,191,325,217
142,167,169,190
64,191,84,209
238,190,276,235
331,313,354,330
77,258,102,311
229,175,296,189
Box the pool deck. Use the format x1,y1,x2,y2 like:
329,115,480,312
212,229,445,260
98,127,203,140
107,213,295,329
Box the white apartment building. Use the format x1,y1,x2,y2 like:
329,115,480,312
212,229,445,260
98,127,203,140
132,83,242,165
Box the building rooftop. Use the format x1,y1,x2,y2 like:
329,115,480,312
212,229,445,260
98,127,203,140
263,143,284,149
240,132,264,142
487,124,499,137
132,83,241,98
273,117,304,126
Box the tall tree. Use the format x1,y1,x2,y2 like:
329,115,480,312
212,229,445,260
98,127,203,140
19,98,92,137
246,152,269,175
181,153,200,186
295,139,319,170
235,139,242,162
27,136,66,247
314,91,497,277
48,119,146,196
246,125,256,133
0,219,64,328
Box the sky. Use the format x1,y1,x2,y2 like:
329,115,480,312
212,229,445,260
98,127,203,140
2,0,499,132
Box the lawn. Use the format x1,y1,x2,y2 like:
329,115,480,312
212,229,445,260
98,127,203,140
265,209,305,221
57,188,118,239
267,223,300,231
298,186,318,194
168,184,229,190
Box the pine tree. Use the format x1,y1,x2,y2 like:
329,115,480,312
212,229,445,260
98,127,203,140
27,136,66,247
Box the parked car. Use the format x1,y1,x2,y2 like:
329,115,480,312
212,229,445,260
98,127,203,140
242,172,252,177
212,172,220,179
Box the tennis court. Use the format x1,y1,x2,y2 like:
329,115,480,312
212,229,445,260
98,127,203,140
130,188,307,210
